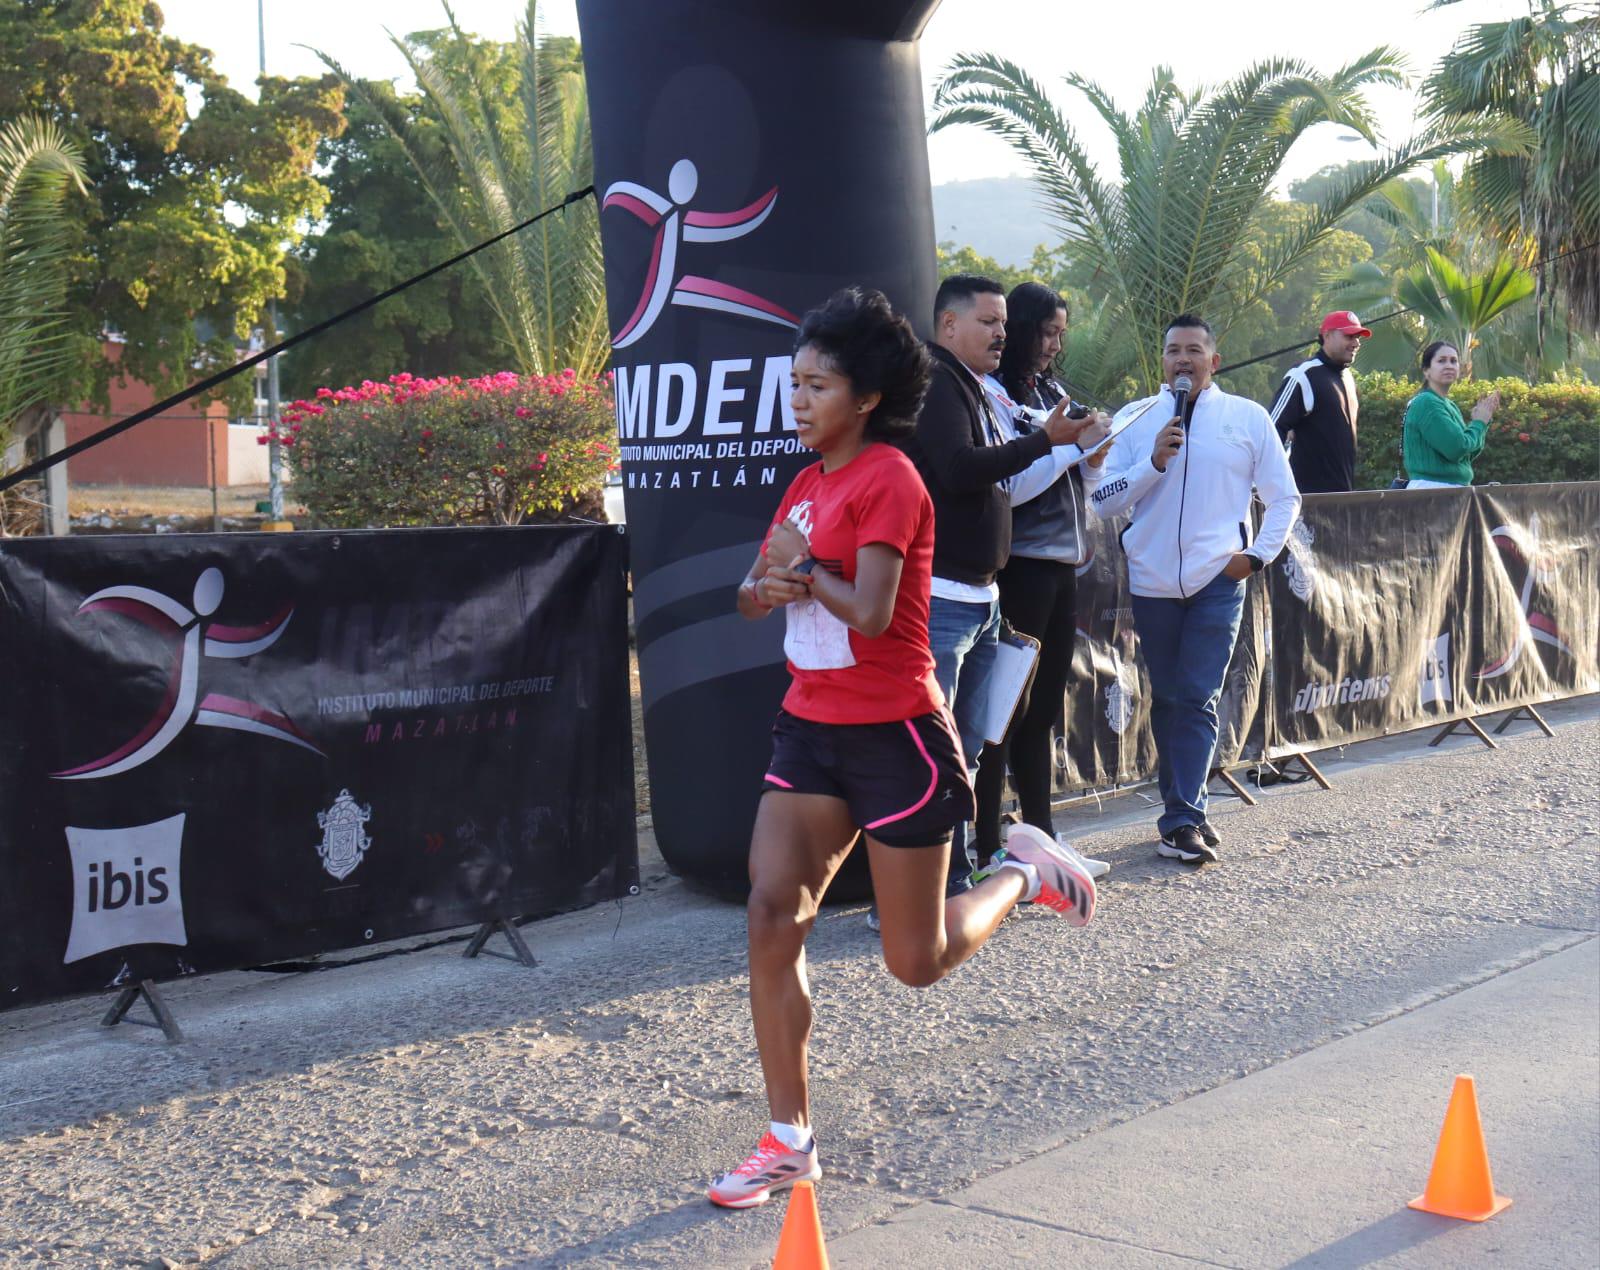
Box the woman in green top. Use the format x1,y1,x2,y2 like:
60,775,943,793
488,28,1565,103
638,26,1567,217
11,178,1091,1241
1403,341,1501,488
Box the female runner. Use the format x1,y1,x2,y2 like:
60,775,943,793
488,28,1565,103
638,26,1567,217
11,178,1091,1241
708,287,1097,1210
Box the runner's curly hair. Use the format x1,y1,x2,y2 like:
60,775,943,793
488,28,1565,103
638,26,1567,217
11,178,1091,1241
794,287,931,440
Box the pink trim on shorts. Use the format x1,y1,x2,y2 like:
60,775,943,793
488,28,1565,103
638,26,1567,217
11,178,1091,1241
863,719,939,830
763,773,795,789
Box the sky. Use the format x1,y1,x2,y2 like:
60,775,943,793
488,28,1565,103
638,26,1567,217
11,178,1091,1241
164,0,1526,189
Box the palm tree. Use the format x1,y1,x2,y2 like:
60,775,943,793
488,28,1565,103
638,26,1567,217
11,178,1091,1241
930,52,1531,394
1330,166,1557,378
0,115,88,454
316,1,607,380
1422,1,1600,344
1397,248,1537,377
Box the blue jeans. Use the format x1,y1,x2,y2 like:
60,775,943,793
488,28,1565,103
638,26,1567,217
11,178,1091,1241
927,594,1001,888
1129,572,1246,838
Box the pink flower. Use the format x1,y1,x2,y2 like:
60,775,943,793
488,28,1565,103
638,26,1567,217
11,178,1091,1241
421,429,433,440
1518,432,1532,443
514,407,531,419
496,440,507,450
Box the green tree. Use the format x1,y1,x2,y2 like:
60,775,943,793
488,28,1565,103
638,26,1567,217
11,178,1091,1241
1422,0,1600,338
1396,247,1537,377
0,115,87,444
0,0,345,406
317,1,607,380
284,82,504,397
930,51,1529,396
1215,203,1374,401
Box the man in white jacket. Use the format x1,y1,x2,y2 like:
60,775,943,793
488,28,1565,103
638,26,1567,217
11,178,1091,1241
1089,316,1300,864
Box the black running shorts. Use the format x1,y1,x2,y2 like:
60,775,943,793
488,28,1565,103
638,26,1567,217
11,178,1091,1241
761,708,975,848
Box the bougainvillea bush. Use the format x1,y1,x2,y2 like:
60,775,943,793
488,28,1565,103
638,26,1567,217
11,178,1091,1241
268,370,616,527
1353,372,1599,489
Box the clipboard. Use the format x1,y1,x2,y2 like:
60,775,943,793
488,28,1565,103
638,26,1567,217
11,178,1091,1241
1067,396,1165,468
981,626,1042,746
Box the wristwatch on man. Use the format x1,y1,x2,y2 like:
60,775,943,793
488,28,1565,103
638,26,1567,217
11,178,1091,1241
1246,553,1265,573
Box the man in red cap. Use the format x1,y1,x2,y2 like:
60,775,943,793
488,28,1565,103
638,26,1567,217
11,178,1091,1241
1268,310,1372,493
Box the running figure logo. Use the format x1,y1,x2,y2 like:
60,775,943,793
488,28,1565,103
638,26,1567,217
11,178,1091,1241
601,158,799,349
52,567,323,780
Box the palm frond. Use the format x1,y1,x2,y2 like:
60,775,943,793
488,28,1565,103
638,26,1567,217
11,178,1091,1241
0,116,90,438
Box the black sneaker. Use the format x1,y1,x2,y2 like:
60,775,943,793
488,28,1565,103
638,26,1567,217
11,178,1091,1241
1158,824,1219,865
1199,820,1221,848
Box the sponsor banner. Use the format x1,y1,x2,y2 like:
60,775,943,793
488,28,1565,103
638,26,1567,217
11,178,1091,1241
1268,487,1475,752
1266,483,1598,757
579,0,943,884
1463,484,1600,710
0,526,636,1011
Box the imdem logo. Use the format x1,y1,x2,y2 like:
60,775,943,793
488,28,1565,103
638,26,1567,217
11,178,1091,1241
64,814,187,964
602,158,797,349
603,160,803,444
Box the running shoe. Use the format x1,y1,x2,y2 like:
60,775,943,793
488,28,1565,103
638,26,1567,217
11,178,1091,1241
1198,820,1221,848
865,905,881,934
1001,823,1097,926
1056,832,1111,880
707,1131,821,1209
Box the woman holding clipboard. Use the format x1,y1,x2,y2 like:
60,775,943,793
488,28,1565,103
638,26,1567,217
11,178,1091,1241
709,288,1098,1210
974,283,1115,879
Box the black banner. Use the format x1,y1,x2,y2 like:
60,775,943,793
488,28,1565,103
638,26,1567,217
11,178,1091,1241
579,0,943,885
1266,487,1475,751
1261,483,1598,758
0,526,636,1011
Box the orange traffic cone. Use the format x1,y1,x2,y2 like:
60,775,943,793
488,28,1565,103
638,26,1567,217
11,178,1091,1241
772,1181,830,1269
1408,1074,1512,1221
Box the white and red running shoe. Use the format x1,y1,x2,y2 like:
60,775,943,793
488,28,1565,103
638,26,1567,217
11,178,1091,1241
707,1131,821,1209
1002,823,1098,927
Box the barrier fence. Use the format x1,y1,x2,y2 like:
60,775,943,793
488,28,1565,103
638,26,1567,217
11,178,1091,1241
0,524,637,1013
1054,481,1599,796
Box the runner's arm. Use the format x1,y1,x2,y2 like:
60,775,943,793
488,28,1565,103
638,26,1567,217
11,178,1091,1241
806,543,903,639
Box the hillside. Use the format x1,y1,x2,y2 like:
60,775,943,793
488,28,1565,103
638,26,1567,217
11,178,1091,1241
930,175,1053,266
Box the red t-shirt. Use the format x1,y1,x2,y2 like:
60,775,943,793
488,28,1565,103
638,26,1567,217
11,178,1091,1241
762,442,942,724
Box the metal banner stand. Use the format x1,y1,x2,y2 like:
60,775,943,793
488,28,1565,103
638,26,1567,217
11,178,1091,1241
1209,766,1259,806
101,979,183,1043
463,918,537,969
1267,751,1334,790
1428,714,1499,750
1493,703,1555,738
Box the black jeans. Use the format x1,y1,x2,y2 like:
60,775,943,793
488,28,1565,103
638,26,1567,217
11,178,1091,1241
973,554,1078,862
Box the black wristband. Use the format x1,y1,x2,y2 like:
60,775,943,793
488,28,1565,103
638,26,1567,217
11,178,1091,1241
1247,553,1265,573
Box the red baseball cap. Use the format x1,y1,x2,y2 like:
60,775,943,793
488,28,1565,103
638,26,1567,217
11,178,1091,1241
1321,310,1372,338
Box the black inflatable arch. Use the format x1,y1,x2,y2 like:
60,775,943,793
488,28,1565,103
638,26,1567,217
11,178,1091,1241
578,0,944,884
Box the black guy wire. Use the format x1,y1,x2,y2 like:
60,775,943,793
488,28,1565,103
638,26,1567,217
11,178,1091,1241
0,184,596,495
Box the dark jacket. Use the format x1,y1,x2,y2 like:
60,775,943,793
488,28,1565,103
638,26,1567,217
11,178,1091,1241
1269,349,1359,494
899,342,1053,586
1006,373,1089,565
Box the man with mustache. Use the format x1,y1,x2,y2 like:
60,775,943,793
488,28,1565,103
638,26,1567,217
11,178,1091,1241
899,275,1091,899
1089,315,1300,865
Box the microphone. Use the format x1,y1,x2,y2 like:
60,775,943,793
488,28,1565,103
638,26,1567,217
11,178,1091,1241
1173,374,1194,431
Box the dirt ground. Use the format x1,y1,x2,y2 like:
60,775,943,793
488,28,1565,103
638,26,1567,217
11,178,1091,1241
67,483,305,533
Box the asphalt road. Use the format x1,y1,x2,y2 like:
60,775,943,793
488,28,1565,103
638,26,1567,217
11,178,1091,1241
2,698,1595,1268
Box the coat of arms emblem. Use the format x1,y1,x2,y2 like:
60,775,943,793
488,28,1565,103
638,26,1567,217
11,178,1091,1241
1104,654,1137,735
316,789,373,881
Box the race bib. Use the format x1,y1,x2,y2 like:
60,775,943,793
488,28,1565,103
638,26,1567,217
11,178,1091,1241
784,597,856,670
